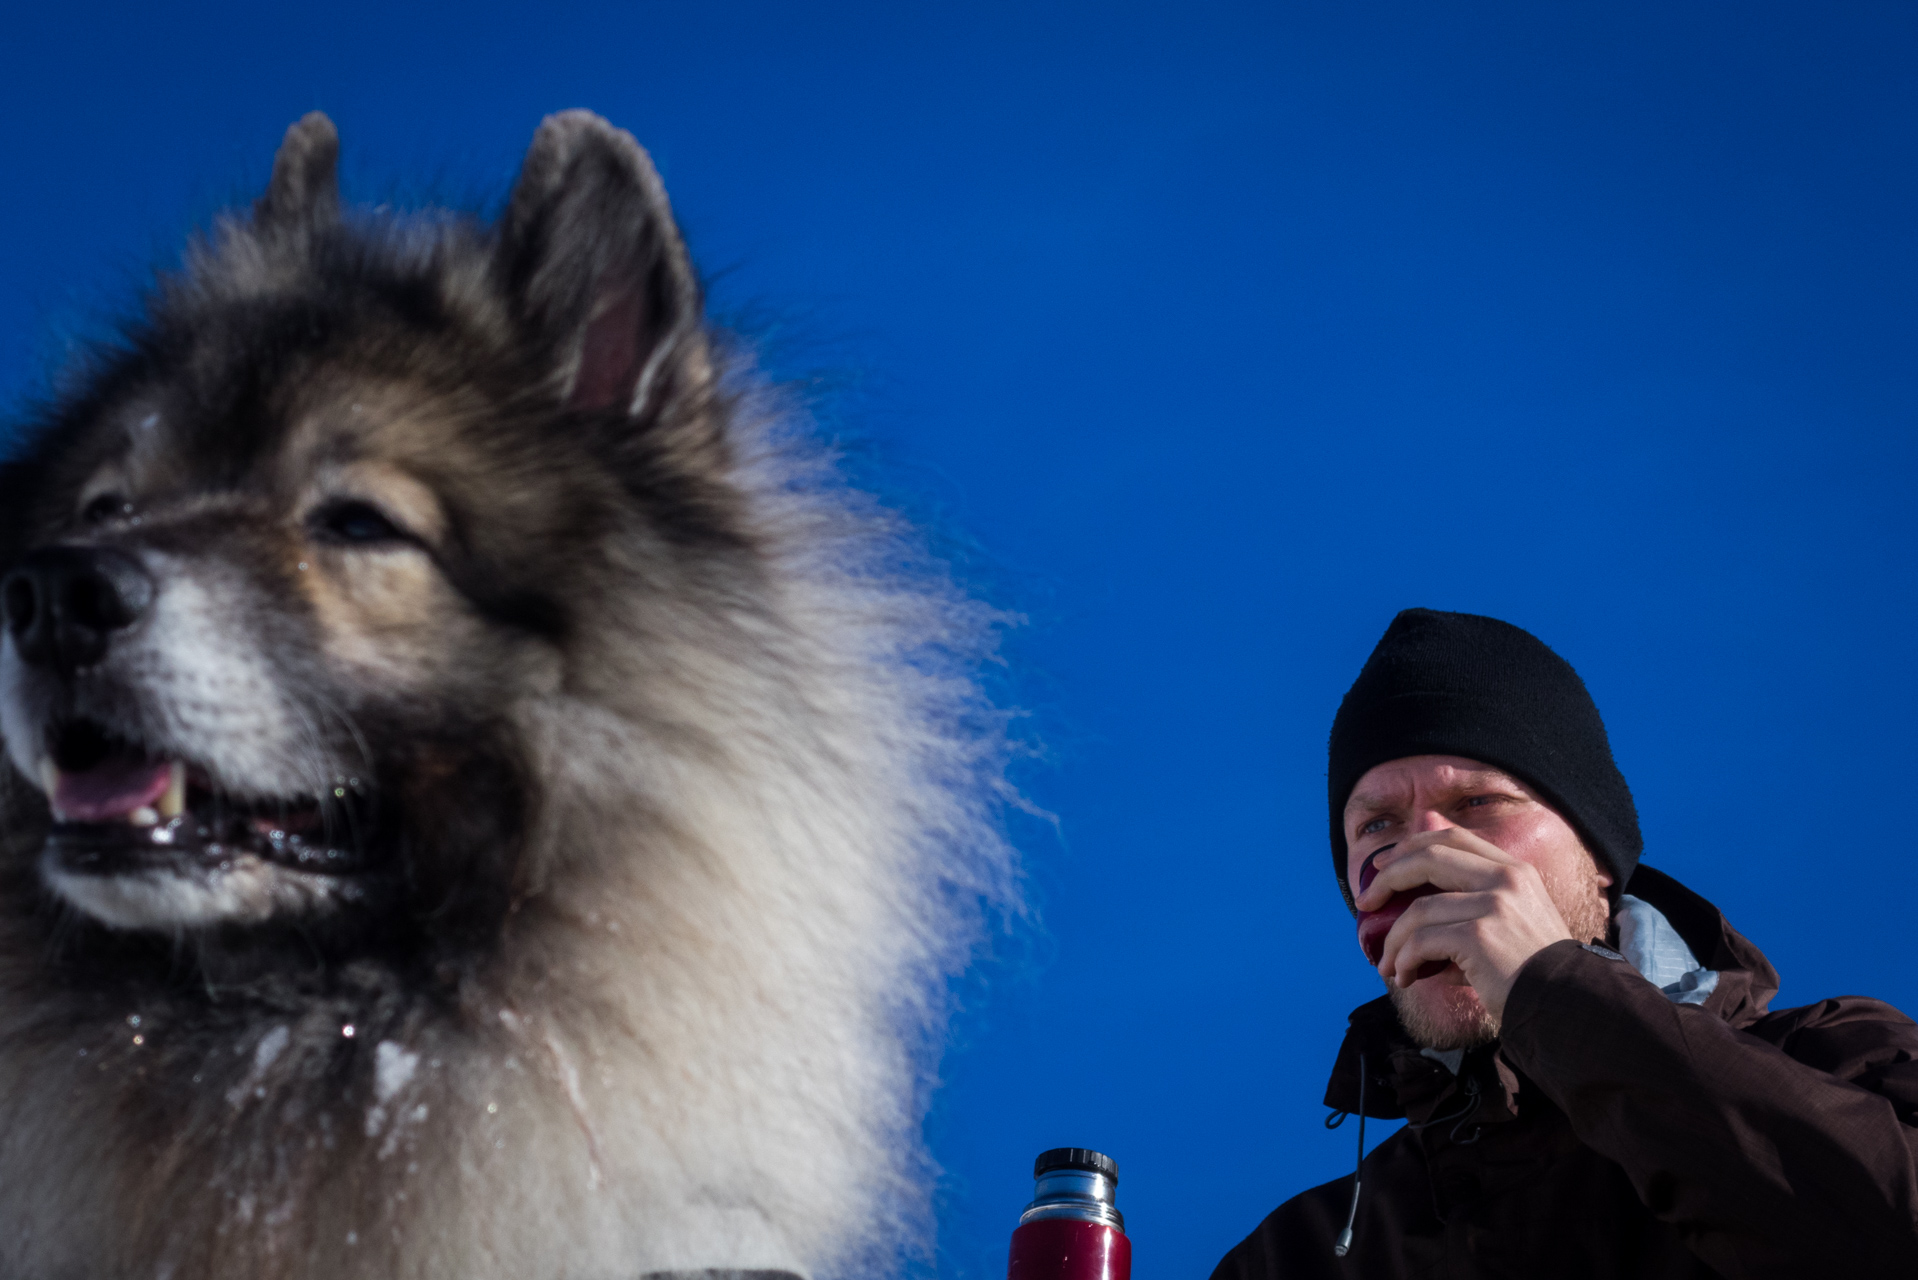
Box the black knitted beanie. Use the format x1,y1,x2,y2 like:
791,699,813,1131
1328,608,1641,911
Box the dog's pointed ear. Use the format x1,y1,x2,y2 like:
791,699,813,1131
497,111,715,438
256,112,341,233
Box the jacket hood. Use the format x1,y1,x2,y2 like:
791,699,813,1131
1323,862,1778,1118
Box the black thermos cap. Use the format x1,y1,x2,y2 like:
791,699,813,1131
1033,1148,1119,1184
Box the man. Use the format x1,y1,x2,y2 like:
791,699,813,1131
1211,608,1918,1278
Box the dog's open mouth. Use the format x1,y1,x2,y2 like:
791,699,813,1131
37,718,374,878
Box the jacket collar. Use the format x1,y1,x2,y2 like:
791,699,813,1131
1620,863,1778,1026
1321,862,1777,1118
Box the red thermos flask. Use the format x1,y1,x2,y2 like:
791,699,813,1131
1005,1148,1130,1280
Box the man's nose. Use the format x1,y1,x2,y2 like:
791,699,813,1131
1409,809,1456,834
1,546,155,674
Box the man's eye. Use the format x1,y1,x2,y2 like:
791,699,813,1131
309,500,410,546
1360,816,1391,835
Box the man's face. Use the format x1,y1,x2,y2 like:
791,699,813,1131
1342,754,1612,1049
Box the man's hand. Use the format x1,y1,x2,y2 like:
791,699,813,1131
1354,827,1577,1020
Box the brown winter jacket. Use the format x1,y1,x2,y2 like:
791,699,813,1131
1209,865,1918,1278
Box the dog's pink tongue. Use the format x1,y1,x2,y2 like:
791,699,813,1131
53,758,172,823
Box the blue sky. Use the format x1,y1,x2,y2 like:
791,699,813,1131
6,3,1918,1276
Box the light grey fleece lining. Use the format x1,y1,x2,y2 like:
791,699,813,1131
1586,892,1720,1006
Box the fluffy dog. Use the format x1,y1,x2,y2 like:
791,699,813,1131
0,112,1013,1279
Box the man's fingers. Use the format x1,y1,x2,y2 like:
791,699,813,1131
1353,827,1520,908
1374,891,1497,977
1381,917,1485,988
1354,841,1523,910
1391,825,1518,864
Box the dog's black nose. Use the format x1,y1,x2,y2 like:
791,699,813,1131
2,547,155,673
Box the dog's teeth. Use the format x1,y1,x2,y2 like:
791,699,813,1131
159,761,186,819
130,807,160,827
38,762,68,821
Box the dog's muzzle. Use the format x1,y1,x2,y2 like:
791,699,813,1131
3,545,379,927
3,545,155,675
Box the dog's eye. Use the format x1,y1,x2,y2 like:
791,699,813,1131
309,500,410,546
80,493,132,525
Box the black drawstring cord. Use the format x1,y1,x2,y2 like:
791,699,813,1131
1328,1055,1493,1258
1409,1072,1484,1146
1333,1052,1367,1258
